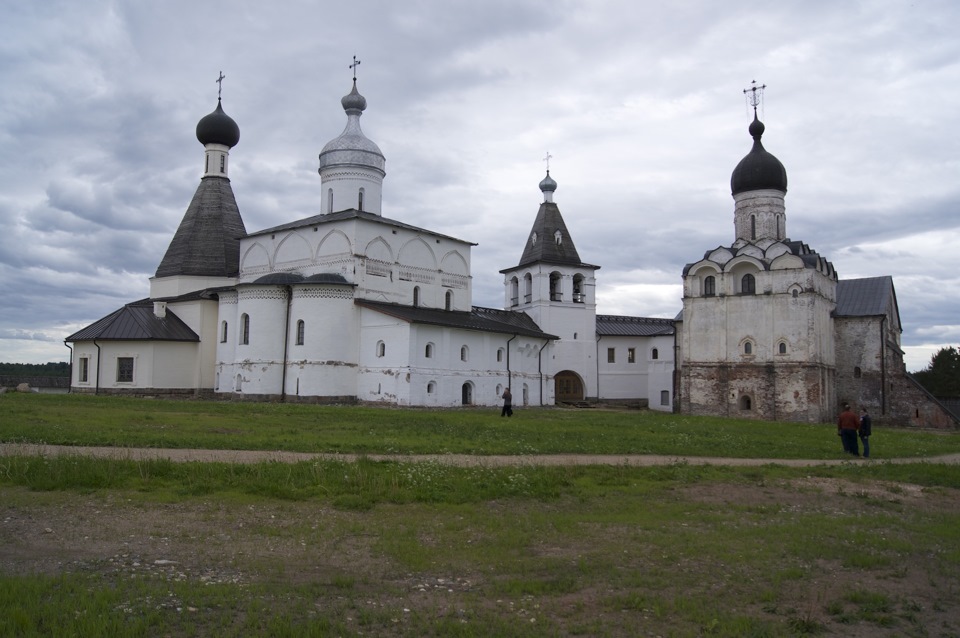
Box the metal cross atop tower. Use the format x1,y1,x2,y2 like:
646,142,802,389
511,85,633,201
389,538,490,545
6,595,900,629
349,56,361,81
216,71,225,99
543,151,553,171
743,80,766,113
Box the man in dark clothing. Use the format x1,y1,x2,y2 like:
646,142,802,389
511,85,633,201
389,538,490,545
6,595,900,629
859,407,872,458
837,403,860,456
501,388,513,417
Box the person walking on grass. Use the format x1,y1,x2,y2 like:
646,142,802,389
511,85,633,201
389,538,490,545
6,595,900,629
837,403,860,456
501,387,513,417
859,407,872,458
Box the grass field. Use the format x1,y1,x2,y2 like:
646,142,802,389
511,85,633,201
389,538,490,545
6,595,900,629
1,393,959,637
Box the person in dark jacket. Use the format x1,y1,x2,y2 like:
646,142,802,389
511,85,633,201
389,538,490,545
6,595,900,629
859,407,872,458
501,387,513,417
837,404,860,456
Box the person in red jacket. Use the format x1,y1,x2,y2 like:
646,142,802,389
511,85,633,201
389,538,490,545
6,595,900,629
837,403,860,456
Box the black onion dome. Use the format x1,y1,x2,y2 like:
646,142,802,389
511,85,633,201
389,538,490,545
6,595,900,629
730,113,787,195
196,100,240,148
539,170,557,193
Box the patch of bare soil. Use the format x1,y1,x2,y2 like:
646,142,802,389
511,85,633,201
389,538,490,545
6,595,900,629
682,478,960,636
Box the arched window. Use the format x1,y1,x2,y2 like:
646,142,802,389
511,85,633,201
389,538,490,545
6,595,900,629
750,214,756,240
413,286,420,308
741,273,756,295
740,395,752,410
240,314,250,345
425,343,434,358
778,342,787,354
573,274,584,303
554,230,562,245
445,290,453,311
744,341,753,355
220,320,228,343
854,366,862,379
295,320,305,346
510,277,519,306
220,155,225,173
497,348,504,363
523,273,533,303
376,341,385,357
651,348,659,360
460,345,469,362
427,381,436,394
327,188,333,214
792,289,799,298
358,188,364,212
549,272,562,301
703,275,716,297
530,232,537,246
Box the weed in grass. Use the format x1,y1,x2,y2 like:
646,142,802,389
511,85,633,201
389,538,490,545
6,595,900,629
787,616,827,634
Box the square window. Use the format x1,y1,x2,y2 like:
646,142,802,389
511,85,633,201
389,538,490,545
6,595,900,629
78,358,89,383
627,348,636,363
607,348,615,363
117,357,134,383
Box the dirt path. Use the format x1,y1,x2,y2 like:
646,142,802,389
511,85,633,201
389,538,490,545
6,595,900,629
2,443,959,467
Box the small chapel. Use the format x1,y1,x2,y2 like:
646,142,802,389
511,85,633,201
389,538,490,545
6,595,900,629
676,86,954,427
66,73,955,426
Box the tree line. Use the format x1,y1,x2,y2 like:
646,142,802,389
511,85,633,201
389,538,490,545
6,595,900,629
912,346,960,398
0,362,70,377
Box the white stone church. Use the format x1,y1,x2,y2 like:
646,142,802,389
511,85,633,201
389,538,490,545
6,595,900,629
66,76,956,426
66,77,674,410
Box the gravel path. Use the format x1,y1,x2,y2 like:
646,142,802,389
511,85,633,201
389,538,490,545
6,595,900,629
2,443,959,467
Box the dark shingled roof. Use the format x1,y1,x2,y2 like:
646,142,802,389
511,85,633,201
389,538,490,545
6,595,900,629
155,176,246,278
247,209,475,246
509,202,598,270
247,272,354,286
597,315,675,337
355,300,557,340
66,299,199,342
835,276,897,317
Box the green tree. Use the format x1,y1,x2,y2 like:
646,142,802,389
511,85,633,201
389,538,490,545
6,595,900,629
913,346,960,397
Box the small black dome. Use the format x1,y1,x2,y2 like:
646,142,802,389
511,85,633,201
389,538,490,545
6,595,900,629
341,80,367,113
730,114,787,195
196,100,240,148
539,170,557,193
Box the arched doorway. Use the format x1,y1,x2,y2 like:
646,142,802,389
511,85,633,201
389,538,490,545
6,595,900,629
461,382,473,405
555,370,584,402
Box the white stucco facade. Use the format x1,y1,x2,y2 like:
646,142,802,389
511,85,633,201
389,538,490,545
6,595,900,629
67,78,675,412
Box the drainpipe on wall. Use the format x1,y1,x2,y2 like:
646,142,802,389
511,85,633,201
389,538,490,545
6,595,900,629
505,334,517,390
595,334,603,401
63,341,73,394
281,286,292,401
880,315,887,416
672,328,679,412
93,339,101,395
537,338,549,406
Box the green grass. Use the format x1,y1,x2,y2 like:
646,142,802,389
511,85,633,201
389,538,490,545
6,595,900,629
2,392,958,458
2,393,959,636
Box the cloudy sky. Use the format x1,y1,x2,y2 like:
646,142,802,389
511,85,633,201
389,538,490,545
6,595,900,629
1,0,958,371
